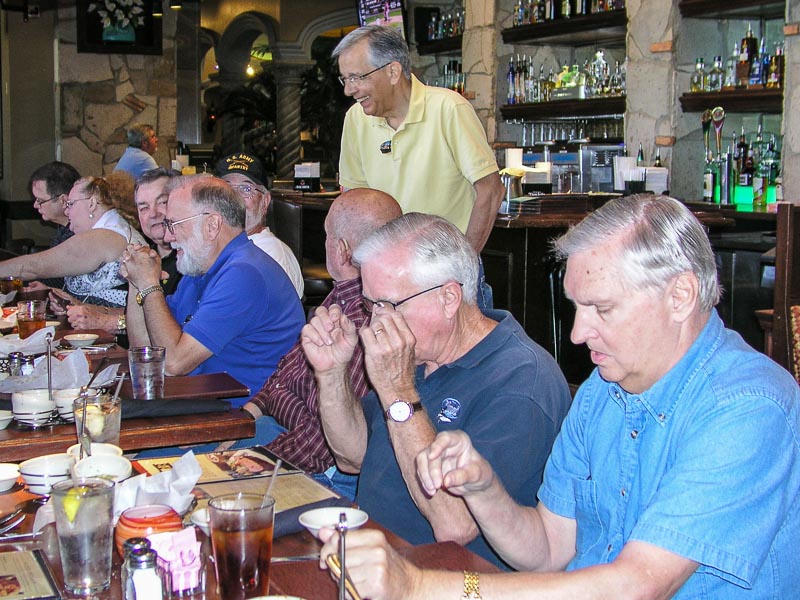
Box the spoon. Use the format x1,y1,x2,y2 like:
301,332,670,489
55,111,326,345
78,356,111,459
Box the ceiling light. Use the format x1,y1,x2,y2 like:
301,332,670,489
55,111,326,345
152,1,163,17
170,0,182,9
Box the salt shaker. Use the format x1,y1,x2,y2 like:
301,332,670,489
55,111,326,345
7,351,24,376
124,548,164,600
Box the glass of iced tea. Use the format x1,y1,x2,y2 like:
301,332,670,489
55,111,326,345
0,276,23,296
208,493,275,600
16,300,47,339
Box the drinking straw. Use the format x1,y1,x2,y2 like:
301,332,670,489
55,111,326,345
262,458,282,508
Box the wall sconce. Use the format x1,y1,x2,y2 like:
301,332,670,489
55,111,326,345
169,0,182,9
152,1,164,17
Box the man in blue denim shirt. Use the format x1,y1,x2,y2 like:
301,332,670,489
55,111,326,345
315,195,800,599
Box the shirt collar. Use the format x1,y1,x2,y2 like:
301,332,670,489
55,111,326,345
620,310,723,425
402,74,425,127
332,277,362,302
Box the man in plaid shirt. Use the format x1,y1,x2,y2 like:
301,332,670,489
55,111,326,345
242,188,402,498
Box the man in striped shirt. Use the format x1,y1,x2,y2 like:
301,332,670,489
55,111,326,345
242,188,402,498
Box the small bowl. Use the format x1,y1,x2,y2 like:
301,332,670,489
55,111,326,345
74,454,131,483
11,389,55,414
298,507,368,540
54,388,95,422
0,410,12,430
67,442,123,459
115,505,184,556
0,463,20,492
190,507,210,536
63,333,99,348
19,453,75,496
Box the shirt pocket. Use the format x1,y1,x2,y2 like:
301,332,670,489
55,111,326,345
572,477,605,559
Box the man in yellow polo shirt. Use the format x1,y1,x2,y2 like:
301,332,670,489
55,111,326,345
333,25,504,255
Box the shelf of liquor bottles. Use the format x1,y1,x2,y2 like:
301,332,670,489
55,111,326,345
501,9,627,47
679,88,783,114
416,35,462,56
678,0,785,20
500,96,625,120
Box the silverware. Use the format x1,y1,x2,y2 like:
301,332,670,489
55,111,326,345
325,553,361,600
0,530,42,541
78,356,111,459
0,509,22,527
271,553,320,564
0,514,25,535
337,512,347,600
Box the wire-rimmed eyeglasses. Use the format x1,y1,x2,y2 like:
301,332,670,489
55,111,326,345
338,62,391,87
162,212,210,235
33,195,61,207
63,196,93,209
230,184,264,198
362,282,462,313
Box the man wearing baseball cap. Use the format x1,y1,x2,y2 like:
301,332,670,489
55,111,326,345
217,153,303,297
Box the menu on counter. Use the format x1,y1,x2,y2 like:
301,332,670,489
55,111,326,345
0,550,60,599
132,446,301,484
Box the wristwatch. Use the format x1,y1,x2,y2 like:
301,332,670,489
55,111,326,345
385,399,423,423
136,284,163,306
116,314,127,332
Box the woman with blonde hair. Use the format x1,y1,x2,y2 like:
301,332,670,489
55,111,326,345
0,174,146,307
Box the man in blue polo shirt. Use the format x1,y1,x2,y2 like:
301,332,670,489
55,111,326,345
122,175,304,406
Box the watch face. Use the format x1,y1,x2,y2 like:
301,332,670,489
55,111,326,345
388,401,412,422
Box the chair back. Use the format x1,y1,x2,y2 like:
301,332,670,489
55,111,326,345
271,196,303,264
772,202,800,382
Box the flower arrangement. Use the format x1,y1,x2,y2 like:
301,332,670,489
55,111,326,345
88,0,146,30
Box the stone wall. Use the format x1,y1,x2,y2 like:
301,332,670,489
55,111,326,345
782,3,800,203
55,6,179,177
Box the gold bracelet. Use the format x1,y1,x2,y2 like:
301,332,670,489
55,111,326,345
461,571,481,600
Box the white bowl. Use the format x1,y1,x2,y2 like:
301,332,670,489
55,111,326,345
11,389,55,414
74,454,131,483
19,453,75,496
67,442,123,459
190,507,210,536
298,507,368,540
0,410,12,430
0,463,19,492
63,333,99,348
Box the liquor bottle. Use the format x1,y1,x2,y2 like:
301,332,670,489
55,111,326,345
516,55,526,104
507,56,516,104
766,43,784,89
512,2,520,27
690,58,707,93
427,14,437,40
525,60,536,102
636,143,644,166
736,126,748,176
740,148,754,186
533,0,546,22
724,42,739,89
740,22,758,70
703,150,716,202
562,0,572,19
752,156,769,207
653,148,663,168
707,56,724,92
749,38,767,87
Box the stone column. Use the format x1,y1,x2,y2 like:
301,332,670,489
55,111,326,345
463,0,499,141
781,5,800,203
271,60,314,179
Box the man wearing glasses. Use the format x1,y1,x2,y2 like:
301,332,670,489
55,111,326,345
28,161,80,287
217,153,303,297
114,123,159,179
302,213,571,567
121,175,305,410
332,26,504,258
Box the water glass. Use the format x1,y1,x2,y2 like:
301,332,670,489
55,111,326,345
51,477,115,596
128,346,166,400
73,392,122,445
209,493,275,600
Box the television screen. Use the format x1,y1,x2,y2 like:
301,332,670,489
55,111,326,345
356,0,408,41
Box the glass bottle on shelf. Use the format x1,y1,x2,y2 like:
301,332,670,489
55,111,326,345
561,0,572,19
749,38,767,87
507,56,516,104
707,56,724,92
653,148,663,168
724,42,739,89
636,143,644,166
766,43,784,89
690,58,707,93
740,22,758,71
703,150,717,202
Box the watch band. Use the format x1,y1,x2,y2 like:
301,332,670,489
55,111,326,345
461,571,481,600
136,284,163,306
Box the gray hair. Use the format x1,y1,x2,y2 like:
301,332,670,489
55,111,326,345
353,213,478,305
553,194,721,311
168,175,245,230
332,25,411,79
127,123,155,148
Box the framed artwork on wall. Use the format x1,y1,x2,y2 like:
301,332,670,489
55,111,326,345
77,0,163,55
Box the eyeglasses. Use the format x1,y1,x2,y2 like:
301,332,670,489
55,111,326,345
162,212,210,235
362,282,462,313
230,184,264,198
63,196,93,209
338,62,391,86
33,195,61,207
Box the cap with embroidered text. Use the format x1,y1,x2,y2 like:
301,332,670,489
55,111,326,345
216,153,266,187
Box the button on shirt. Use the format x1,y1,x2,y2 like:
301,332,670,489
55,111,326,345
539,311,800,597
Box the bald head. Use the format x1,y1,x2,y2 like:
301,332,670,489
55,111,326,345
325,188,402,281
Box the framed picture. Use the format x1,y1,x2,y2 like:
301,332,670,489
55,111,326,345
77,0,163,55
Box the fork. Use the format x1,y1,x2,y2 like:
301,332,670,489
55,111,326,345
0,509,22,528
